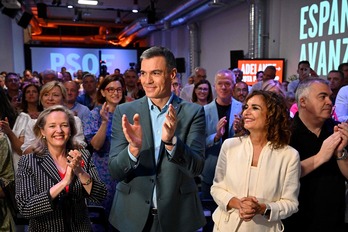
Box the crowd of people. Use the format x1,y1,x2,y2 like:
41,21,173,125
0,45,348,232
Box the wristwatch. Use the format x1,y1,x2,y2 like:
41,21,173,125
337,148,348,160
162,136,177,146
263,204,271,219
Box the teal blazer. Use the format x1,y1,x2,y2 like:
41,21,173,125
202,98,243,186
108,95,206,232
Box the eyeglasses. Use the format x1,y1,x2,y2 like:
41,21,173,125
197,87,209,92
104,87,123,94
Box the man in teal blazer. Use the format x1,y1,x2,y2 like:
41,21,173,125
109,46,206,232
202,70,243,199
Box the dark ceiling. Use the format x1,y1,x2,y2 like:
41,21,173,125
4,0,241,47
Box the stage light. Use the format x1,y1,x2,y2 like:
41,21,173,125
132,0,138,13
66,0,74,8
16,11,33,28
78,0,98,6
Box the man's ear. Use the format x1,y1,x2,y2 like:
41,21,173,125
170,68,177,80
299,97,306,108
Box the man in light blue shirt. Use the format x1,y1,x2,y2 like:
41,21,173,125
109,46,206,232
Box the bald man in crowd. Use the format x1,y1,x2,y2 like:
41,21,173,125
180,67,207,102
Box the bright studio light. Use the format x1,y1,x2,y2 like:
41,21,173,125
78,0,98,6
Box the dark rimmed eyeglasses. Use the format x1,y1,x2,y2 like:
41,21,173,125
104,87,123,93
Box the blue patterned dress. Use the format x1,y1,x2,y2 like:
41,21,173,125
84,105,116,217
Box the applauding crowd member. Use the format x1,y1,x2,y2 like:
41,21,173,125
108,46,206,232
15,105,106,231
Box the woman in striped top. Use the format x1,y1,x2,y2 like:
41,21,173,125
15,105,107,231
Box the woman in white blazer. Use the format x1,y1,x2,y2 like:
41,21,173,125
211,90,301,232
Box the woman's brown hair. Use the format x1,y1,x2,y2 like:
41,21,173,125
240,90,291,149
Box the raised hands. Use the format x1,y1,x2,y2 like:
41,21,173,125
334,122,348,154
0,117,11,134
233,114,243,134
162,104,177,143
122,113,142,157
66,149,94,192
215,116,227,141
301,125,346,177
67,149,84,174
317,131,342,163
100,102,110,122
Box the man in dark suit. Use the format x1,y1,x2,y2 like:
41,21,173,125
108,46,206,232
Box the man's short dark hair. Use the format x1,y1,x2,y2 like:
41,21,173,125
82,73,97,82
140,46,176,71
338,62,348,71
256,71,264,77
298,60,310,69
328,70,344,80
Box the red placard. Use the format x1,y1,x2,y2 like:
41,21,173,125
237,59,285,86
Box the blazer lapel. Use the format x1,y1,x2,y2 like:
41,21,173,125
36,152,61,183
228,98,241,137
171,95,182,116
138,98,156,166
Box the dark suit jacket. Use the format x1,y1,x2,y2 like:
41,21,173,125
15,148,107,231
109,95,206,232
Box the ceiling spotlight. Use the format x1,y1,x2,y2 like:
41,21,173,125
66,0,74,8
78,0,98,6
132,0,139,13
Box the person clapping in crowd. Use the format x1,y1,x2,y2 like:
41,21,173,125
84,74,125,220
15,105,106,231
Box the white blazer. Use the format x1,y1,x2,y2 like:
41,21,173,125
211,136,301,232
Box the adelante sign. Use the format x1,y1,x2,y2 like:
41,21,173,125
237,59,285,86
